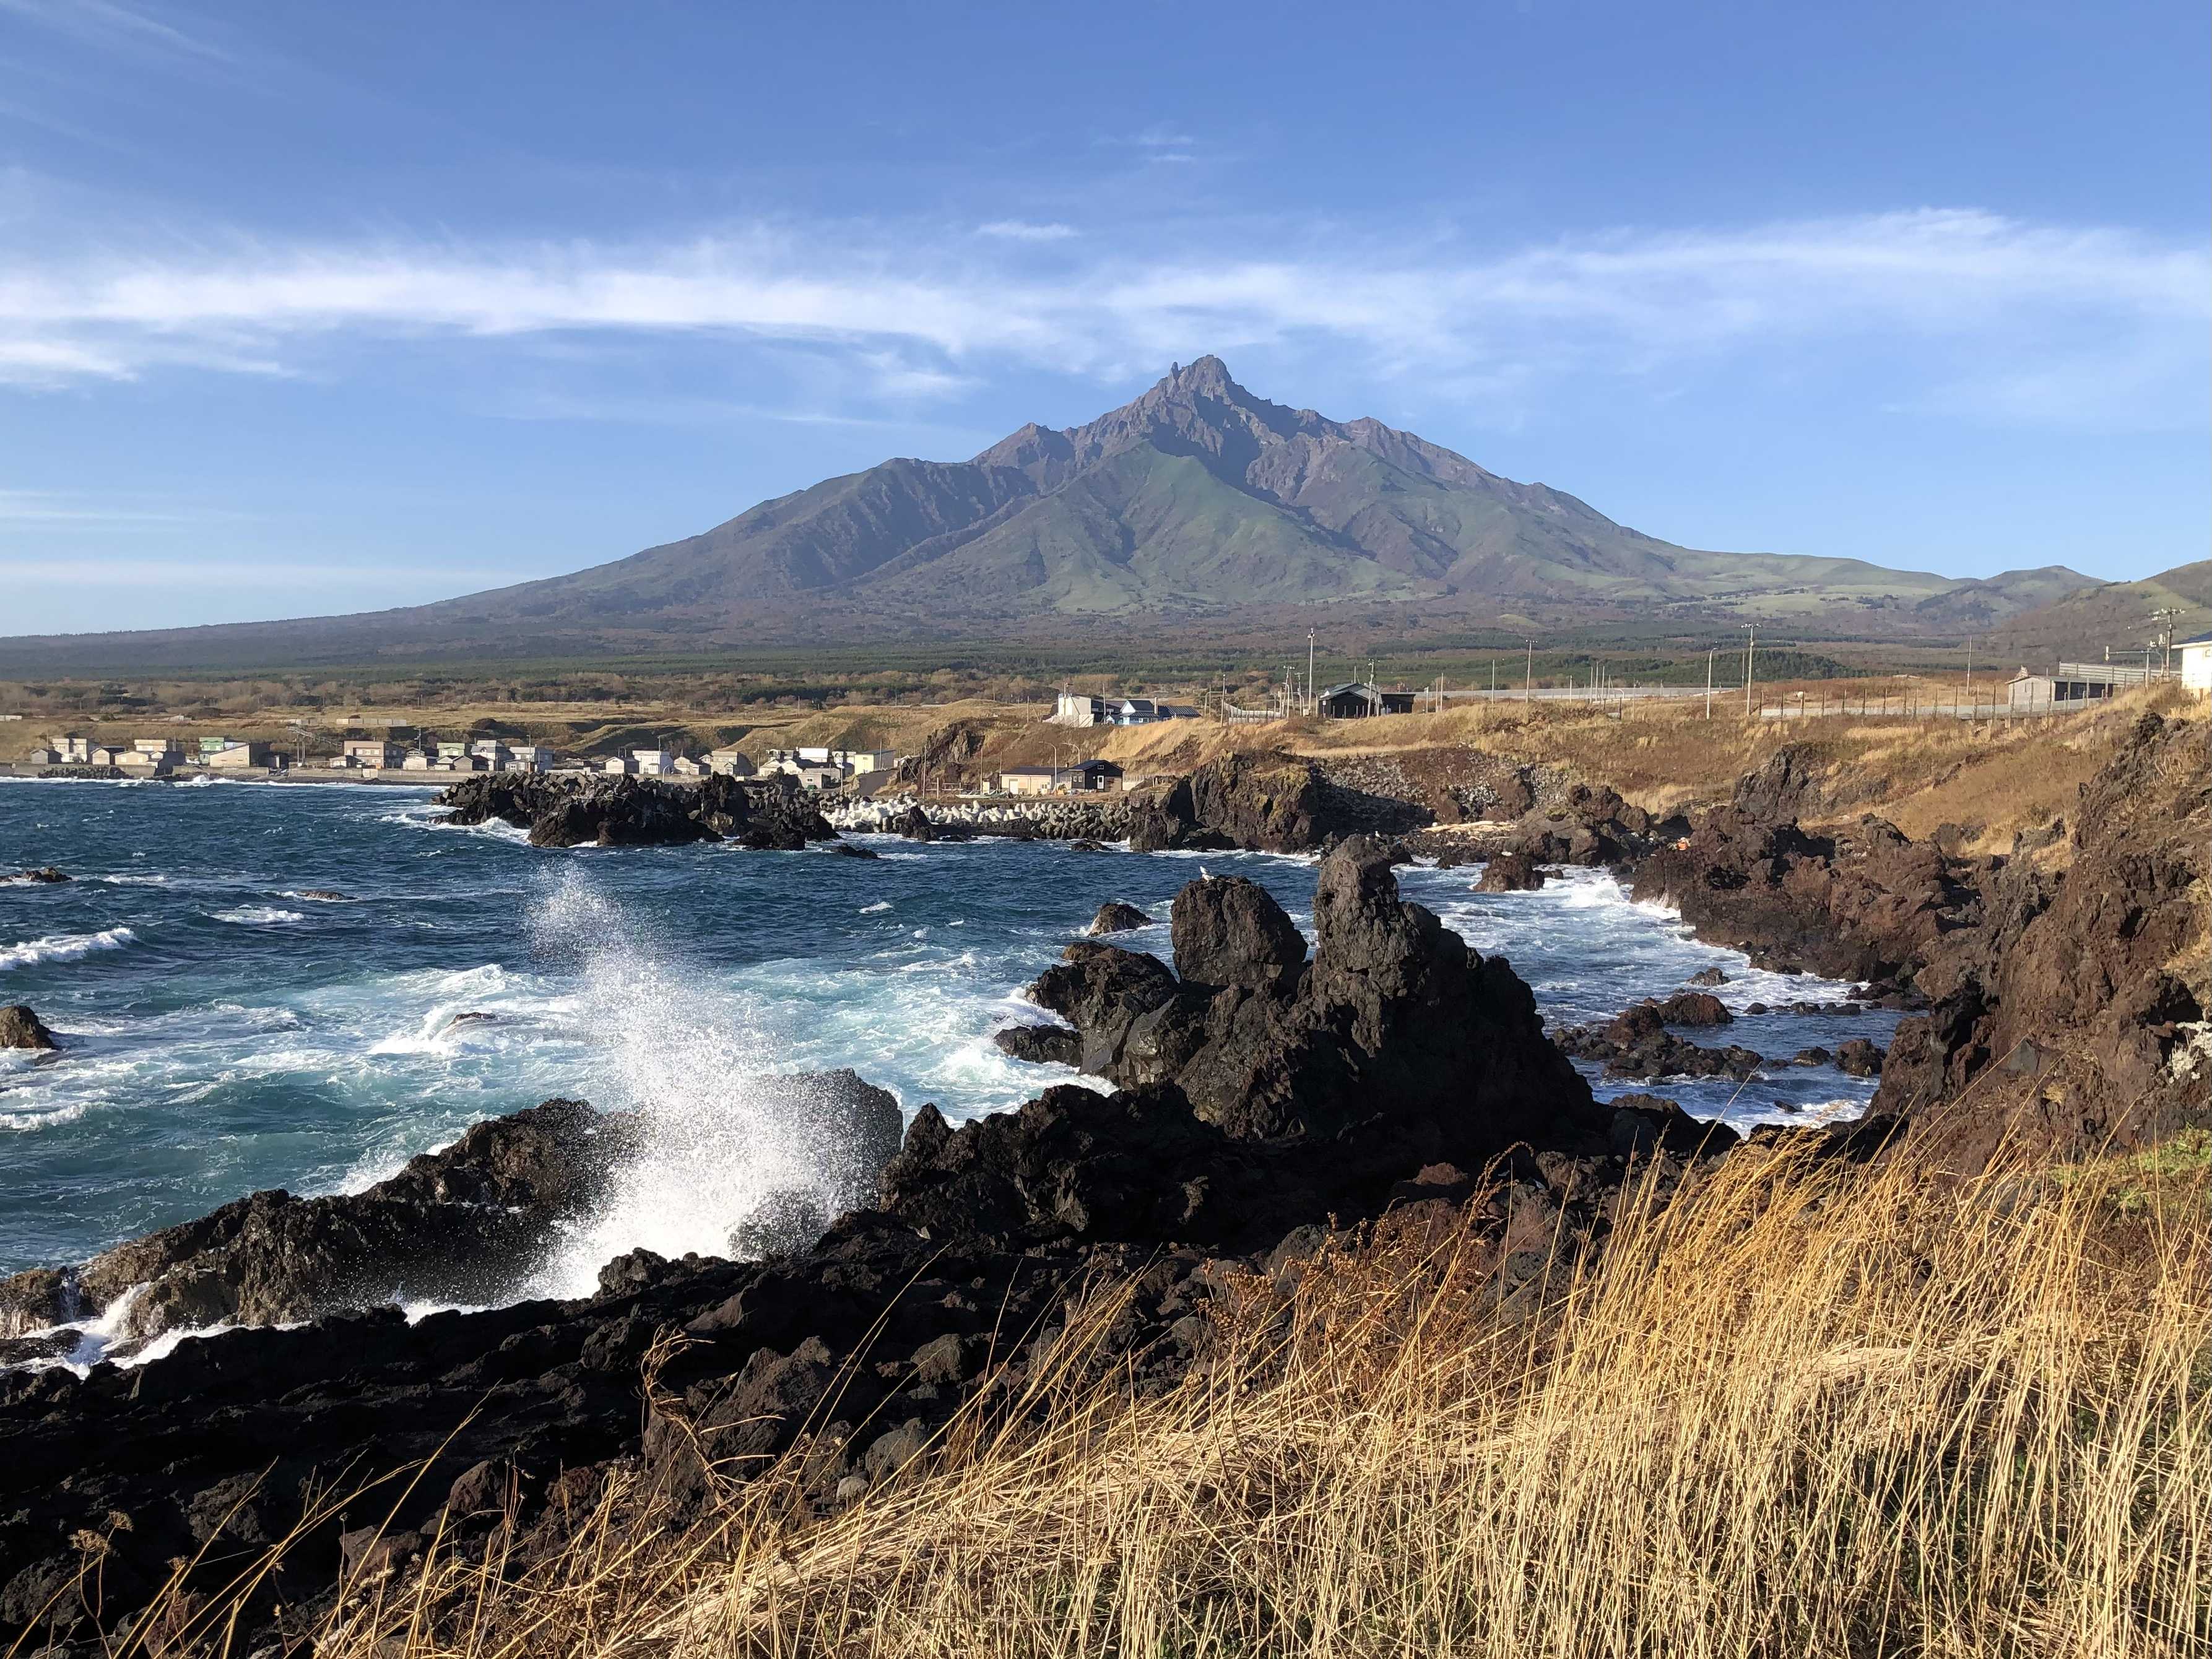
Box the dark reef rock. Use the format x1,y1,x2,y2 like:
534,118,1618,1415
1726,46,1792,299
435,773,835,851
1650,990,1732,1026
992,1023,1083,1067
1085,900,1150,935
1832,1037,1885,1078
4,868,67,885
0,1005,56,1051
1555,1003,1763,1081
1473,852,1548,892
1687,966,1729,986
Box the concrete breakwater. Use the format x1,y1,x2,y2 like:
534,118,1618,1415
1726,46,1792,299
830,793,1137,839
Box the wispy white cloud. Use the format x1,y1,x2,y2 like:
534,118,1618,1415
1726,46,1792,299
977,220,1079,241
0,487,254,529
0,209,2201,427
0,0,231,64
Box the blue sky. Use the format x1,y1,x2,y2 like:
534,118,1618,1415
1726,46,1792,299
1,0,2206,636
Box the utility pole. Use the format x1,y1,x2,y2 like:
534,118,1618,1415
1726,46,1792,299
1524,639,1533,706
1705,648,1714,720
1307,630,1316,716
1742,624,1756,719
1964,637,1974,717
2150,607,2182,673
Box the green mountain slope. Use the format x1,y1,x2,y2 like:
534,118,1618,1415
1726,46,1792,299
0,355,2104,671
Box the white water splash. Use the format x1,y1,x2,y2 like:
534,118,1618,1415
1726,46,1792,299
522,868,890,1297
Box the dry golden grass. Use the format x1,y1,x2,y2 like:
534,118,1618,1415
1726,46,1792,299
1016,680,2200,847
222,1132,2212,1659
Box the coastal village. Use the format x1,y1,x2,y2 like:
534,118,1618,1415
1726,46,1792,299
7,636,2209,793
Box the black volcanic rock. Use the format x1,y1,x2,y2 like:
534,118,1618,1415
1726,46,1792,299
1473,852,1548,892
1086,900,1150,935
1169,876,1306,990
1555,1005,1764,1082
992,1023,1082,1067
436,773,834,851
1130,752,1347,854
0,1005,56,1051
1031,838,1613,1158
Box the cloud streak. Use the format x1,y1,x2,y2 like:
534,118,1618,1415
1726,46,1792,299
0,209,2202,425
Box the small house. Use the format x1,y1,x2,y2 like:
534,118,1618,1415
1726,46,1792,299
631,748,673,778
706,747,756,778
2178,632,2212,694
205,742,272,770
997,766,1057,796
1318,682,1416,719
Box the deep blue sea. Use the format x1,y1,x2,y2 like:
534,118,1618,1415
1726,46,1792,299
0,778,1896,1296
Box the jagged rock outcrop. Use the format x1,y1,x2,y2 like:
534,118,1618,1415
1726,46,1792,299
436,773,835,850
1023,839,1633,1159
1870,714,2209,1164
0,1007,56,1051
1473,852,1548,892
1085,900,1150,935
1732,744,1824,823
3,868,67,885
1129,753,1345,853
0,1072,901,1348
1631,808,1975,982
1169,876,1306,990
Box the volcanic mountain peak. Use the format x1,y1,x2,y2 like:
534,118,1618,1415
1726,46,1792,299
0,356,2100,672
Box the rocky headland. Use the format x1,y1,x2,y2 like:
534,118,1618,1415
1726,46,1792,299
0,716,2202,1656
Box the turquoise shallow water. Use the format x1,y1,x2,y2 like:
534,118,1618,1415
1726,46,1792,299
0,778,1895,1287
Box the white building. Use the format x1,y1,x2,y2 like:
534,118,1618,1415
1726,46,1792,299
706,747,756,778
1048,693,1184,728
2180,632,2212,695
603,755,636,776
631,748,673,778
508,745,555,771
344,740,406,769
46,735,92,764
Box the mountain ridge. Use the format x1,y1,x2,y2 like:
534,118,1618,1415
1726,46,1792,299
0,357,2101,670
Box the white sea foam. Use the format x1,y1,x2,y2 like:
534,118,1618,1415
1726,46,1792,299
0,926,135,970
213,906,306,926
859,900,892,914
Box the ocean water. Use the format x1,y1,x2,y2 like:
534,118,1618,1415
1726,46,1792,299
0,779,1897,1294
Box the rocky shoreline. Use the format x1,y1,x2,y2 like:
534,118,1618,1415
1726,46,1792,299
0,714,2201,1657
